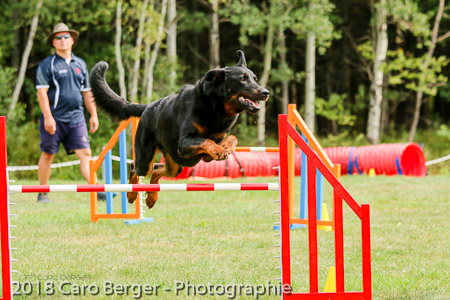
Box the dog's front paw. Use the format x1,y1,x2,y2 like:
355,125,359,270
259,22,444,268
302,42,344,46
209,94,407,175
211,146,231,160
220,136,238,153
221,144,236,156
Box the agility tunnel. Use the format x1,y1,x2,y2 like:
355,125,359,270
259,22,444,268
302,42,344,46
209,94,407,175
174,143,427,179
324,143,427,176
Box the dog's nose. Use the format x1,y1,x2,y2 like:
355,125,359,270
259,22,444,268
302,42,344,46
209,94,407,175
261,89,269,99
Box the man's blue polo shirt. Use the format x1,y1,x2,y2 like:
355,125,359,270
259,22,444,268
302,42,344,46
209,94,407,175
36,53,90,124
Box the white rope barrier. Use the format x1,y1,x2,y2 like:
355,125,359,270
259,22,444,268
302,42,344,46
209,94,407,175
425,154,450,166
8,183,280,193
7,155,133,172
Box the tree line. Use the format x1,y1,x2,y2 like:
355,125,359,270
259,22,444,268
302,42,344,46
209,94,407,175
1,0,449,147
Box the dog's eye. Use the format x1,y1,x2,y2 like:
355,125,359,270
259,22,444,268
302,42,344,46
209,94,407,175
241,77,247,82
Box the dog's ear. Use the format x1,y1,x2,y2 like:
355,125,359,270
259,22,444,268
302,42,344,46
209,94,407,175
203,69,226,96
204,69,226,82
236,50,247,68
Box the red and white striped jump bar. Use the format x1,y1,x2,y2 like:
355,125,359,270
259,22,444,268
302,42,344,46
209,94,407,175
8,183,279,193
235,146,279,152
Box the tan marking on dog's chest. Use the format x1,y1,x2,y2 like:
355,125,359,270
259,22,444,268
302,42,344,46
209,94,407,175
224,102,240,116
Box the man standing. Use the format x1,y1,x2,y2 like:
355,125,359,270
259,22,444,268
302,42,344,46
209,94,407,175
35,23,99,202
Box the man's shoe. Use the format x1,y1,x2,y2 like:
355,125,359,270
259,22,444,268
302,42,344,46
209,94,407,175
97,192,106,200
97,192,118,200
37,192,51,203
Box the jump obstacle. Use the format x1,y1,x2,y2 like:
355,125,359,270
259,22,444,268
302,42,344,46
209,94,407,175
0,110,372,299
278,114,371,299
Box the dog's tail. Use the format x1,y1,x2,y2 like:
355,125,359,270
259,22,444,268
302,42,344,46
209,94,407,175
89,61,147,121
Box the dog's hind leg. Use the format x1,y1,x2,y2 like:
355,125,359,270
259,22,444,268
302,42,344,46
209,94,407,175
127,143,159,204
145,154,182,209
127,162,141,203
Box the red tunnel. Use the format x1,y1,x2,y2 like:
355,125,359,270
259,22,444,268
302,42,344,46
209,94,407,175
324,143,427,176
169,143,427,179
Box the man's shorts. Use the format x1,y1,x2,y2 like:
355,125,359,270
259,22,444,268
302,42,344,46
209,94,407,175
39,117,90,155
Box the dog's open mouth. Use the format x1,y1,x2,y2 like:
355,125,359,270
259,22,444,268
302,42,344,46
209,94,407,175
238,96,261,110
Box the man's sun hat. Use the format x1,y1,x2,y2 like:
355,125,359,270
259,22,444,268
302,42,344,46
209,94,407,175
47,23,79,47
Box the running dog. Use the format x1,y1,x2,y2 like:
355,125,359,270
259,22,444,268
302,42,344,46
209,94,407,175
89,50,269,208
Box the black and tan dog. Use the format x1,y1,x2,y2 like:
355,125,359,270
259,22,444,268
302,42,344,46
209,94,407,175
89,50,269,208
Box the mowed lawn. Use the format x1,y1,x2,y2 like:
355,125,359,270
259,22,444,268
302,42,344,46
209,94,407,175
2,175,449,299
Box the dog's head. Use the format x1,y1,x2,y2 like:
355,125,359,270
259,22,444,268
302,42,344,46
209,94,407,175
202,50,269,115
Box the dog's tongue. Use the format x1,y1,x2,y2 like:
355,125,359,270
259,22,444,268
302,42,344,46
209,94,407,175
239,96,260,109
250,99,260,109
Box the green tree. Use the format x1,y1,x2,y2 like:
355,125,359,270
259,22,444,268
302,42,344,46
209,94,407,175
224,0,278,145
225,0,338,142
290,0,338,133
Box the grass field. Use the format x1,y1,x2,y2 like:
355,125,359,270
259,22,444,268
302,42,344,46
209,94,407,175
1,175,449,299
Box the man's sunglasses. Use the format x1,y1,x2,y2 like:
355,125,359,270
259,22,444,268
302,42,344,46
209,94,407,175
54,34,71,40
